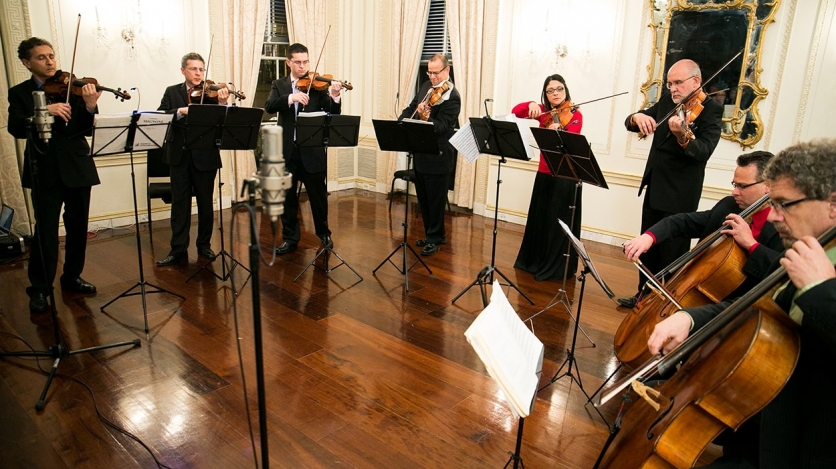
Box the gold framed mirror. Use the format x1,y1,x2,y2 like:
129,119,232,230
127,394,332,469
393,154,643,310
641,0,781,148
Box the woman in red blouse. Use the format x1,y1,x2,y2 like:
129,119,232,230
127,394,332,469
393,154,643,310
511,74,583,282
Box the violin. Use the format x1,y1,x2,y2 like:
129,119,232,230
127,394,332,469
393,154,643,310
542,99,577,129
417,81,450,121
297,72,353,92
189,80,246,104
677,90,706,142
42,71,131,102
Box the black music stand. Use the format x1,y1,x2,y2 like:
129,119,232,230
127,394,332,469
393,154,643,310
371,119,437,291
451,117,534,307
292,113,363,282
183,105,262,287
537,219,612,425
523,129,610,347
97,112,186,336
0,106,142,411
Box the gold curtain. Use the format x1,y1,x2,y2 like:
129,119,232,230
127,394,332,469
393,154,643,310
221,0,269,200
447,0,485,209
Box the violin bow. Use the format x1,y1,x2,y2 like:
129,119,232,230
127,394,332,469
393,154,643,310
651,49,744,130
307,25,332,97
66,14,82,105
570,91,629,110
200,34,215,105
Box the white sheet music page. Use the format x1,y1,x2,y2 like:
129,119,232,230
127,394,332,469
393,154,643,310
91,113,133,155
449,121,480,163
464,280,544,418
132,112,173,150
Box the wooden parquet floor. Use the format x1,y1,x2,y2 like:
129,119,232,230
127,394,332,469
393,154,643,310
1,189,648,469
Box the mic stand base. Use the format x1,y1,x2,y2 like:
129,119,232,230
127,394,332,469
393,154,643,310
295,245,363,282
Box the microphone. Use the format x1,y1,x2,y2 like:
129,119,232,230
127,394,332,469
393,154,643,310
256,126,292,222
31,91,53,143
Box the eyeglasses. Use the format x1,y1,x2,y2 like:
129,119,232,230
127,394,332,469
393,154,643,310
665,75,697,89
289,60,310,66
545,86,566,95
767,197,812,213
731,180,763,190
426,67,447,76
185,67,206,73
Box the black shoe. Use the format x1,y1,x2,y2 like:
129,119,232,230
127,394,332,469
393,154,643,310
198,247,216,259
320,236,334,249
29,292,48,314
416,238,446,247
156,253,187,267
421,243,440,256
617,296,638,308
275,241,298,255
60,277,97,294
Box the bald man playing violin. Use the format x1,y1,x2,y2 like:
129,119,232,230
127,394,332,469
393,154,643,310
156,52,229,267
264,43,343,255
618,59,723,309
7,37,103,314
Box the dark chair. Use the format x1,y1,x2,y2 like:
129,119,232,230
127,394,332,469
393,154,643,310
146,148,172,244
388,169,451,212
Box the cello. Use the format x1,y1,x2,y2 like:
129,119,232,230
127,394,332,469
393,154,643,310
613,194,771,367
596,224,836,468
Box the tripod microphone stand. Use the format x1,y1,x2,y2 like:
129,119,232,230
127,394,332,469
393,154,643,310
371,119,438,291
182,105,262,287
293,113,362,282
96,112,185,336
452,115,534,307
1,102,140,410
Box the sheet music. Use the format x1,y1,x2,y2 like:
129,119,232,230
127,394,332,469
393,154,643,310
503,114,542,161
91,114,132,155
298,111,326,117
449,121,481,163
132,112,173,150
464,280,544,418
401,117,433,125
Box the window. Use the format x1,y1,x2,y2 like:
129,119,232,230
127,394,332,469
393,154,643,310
254,0,290,121
417,0,454,89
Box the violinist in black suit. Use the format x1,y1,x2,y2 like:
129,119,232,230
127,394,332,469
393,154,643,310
264,43,344,255
618,59,724,308
155,52,229,266
7,37,102,313
648,139,836,468
398,54,461,256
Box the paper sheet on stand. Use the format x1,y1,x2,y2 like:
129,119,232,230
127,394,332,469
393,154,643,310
464,280,544,418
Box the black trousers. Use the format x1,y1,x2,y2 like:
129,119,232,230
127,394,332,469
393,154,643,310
413,170,448,244
27,180,92,297
168,153,216,256
281,147,330,243
637,196,691,292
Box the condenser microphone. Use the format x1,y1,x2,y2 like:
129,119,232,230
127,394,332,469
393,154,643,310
256,126,292,222
32,91,53,143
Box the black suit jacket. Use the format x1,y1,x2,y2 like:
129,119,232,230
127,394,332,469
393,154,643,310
398,81,461,175
685,260,836,468
7,77,100,189
158,83,222,171
647,196,783,281
263,76,341,174
626,94,723,213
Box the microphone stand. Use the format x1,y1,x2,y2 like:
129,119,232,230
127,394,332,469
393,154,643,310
1,106,140,410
